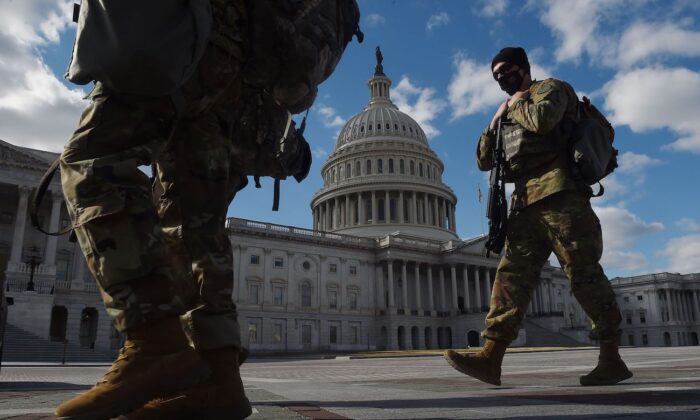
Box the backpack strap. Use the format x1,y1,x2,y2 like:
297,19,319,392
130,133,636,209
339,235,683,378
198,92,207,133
30,158,74,237
591,182,604,198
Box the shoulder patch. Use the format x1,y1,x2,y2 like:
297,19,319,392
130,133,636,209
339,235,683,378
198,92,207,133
536,82,554,95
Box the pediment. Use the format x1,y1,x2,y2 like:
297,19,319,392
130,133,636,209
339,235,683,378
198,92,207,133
0,140,54,171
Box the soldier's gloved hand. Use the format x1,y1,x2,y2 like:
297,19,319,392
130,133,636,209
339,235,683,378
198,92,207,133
490,99,509,132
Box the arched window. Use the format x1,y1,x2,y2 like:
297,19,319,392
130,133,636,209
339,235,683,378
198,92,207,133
346,163,351,178
388,159,394,173
378,159,383,174
410,161,415,175
366,159,372,175
399,159,405,174
419,163,423,177
427,164,431,179
356,161,361,176
302,282,312,307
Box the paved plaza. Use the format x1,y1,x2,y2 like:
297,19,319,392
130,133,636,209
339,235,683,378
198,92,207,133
1,346,699,419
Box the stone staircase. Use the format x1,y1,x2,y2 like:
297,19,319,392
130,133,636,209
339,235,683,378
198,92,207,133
2,323,116,363
522,318,586,347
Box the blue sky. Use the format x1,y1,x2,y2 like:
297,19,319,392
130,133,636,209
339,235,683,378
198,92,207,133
2,0,699,278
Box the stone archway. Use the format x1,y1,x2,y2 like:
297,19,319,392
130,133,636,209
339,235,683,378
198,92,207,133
445,327,453,349
397,326,406,350
49,306,68,342
424,327,432,349
411,326,419,349
664,332,672,346
79,307,99,348
378,326,388,350
467,330,480,347
691,332,699,346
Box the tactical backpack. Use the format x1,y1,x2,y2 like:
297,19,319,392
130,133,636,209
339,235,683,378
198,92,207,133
568,96,618,197
236,0,363,210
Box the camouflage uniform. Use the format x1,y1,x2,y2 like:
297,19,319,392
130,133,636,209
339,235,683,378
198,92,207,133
60,0,247,351
476,78,621,343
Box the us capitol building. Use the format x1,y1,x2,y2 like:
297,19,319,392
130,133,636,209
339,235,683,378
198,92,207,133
1,54,698,356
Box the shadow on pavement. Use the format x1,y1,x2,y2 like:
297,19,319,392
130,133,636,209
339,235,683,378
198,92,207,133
0,382,90,391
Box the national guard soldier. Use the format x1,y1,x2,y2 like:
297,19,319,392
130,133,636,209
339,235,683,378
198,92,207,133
444,47,633,387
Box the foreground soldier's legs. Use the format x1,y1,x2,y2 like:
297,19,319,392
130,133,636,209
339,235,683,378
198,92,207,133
445,202,551,385
544,191,632,386
56,85,209,419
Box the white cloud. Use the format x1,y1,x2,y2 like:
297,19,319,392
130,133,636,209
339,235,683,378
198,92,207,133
659,234,700,274
391,76,446,139
474,0,509,17
364,13,385,28
593,205,664,271
315,105,346,128
617,21,700,68
426,12,450,31
675,218,700,233
0,0,86,152
603,66,700,153
447,53,552,120
617,151,663,174
312,147,328,159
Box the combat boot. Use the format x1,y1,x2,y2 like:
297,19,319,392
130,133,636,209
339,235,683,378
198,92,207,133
122,347,252,420
580,341,633,386
55,317,209,420
444,339,508,386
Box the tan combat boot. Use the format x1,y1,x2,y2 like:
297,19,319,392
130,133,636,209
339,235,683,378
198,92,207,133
580,341,633,386
55,317,209,420
122,347,252,420
444,339,508,386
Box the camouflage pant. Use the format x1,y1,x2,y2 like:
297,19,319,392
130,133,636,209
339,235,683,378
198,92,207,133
60,0,248,351
483,190,621,343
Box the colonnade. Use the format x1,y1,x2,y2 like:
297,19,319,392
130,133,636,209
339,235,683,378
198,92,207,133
314,190,456,233
657,289,700,324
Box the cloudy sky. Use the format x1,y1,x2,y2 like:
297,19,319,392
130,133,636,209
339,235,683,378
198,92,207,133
2,0,699,278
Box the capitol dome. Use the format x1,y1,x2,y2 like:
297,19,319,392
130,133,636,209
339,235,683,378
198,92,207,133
311,48,458,241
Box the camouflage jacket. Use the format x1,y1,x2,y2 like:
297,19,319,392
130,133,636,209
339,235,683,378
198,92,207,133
477,78,580,210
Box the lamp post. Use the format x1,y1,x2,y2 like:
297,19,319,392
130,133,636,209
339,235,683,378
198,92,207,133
24,246,42,292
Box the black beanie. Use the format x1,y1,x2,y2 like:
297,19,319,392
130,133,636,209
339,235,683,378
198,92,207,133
491,47,530,74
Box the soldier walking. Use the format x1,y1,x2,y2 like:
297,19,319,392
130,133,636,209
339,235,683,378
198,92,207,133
444,47,633,387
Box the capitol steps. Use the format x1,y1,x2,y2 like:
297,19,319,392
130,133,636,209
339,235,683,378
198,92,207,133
2,323,116,363
522,318,587,347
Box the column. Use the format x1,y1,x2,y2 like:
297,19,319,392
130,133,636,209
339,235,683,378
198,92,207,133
693,291,700,322
387,260,395,309
440,199,447,229
427,265,435,312
650,290,661,323
672,290,680,322
462,265,470,312
371,191,377,224
439,267,446,311
325,201,331,231
384,191,390,223
359,193,365,225
450,264,458,311
484,268,492,309
71,243,87,284
432,195,439,226
682,291,690,323
334,197,340,229
398,191,404,224
414,263,422,312
401,261,408,312
547,279,555,314
9,186,31,263
422,194,428,224
474,266,482,312
411,192,418,224
376,264,385,309
44,190,63,266
450,205,457,232
345,195,350,227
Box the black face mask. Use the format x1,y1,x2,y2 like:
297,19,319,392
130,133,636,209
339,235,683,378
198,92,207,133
498,70,523,96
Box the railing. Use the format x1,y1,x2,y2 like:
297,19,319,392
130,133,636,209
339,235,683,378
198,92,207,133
226,218,376,247
5,279,55,294
6,262,55,276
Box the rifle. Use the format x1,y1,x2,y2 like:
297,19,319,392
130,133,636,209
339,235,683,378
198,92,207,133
485,116,508,257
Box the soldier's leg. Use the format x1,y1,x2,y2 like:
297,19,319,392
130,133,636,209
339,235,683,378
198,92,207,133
445,205,551,385
56,85,209,419
545,190,632,385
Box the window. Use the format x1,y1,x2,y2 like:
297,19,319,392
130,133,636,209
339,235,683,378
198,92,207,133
419,162,423,177
248,284,260,304
248,322,258,343
273,286,284,305
329,264,337,273
399,159,405,174
623,296,630,303
403,199,409,222
56,260,69,282
302,260,311,270
640,313,646,324
330,325,338,344
385,123,390,130
366,160,372,174
637,295,643,301
349,292,358,310
274,257,284,268
356,161,361,176
642,334,648,345
350,326,358,344
250,254,260,265
273,324,282,344
626,314,632,325
302,325,312,344
302,283,312,307
377,159,383,174
346,163,351,178
378,199,385,222
426,164,431,179
349,265,357,275
329,291,337,309
628,334,635,346
388,159,394,173
410,161,415,175
390,199,396,222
